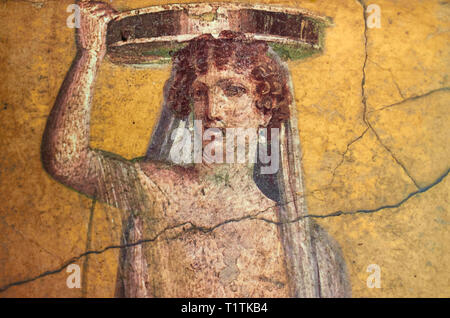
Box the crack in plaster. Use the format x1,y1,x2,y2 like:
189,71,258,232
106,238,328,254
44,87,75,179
1,0,448,295
358,0,421,189
0,167,448,294
368,86,450,113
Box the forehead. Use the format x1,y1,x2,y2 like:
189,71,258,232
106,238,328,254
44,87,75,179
194,64,252,85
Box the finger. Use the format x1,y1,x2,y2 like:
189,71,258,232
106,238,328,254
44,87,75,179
77,0,106,5
98,7,119,20
80,7,111,20
106,8,120,20
101,10,120,20
78,1,114,12
87,6,118,19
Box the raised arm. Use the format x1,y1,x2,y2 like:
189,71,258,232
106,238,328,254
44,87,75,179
42,2,150,213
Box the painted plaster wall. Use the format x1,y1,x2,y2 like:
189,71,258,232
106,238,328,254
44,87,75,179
0,0,448,297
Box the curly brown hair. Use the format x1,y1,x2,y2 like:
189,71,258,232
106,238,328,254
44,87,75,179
166,31,291,128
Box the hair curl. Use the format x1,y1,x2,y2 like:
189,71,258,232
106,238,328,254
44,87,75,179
166,31,291,128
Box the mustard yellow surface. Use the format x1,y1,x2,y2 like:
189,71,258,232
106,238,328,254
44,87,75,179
0,0,448,297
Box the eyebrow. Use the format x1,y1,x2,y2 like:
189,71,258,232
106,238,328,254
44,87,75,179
216,79,234,88
215,78,248,89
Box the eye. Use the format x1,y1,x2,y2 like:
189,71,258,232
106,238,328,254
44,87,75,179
195,88,203,97
192,85,207,101
223,84,247,97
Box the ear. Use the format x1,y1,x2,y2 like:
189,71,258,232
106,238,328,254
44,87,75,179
259,111,272,128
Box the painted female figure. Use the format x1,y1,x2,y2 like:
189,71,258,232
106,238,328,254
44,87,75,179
42,2,350,297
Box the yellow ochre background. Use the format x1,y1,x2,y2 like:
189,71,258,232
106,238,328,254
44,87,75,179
0,0,448,297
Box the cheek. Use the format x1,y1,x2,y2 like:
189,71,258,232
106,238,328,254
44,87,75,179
232,97,261,124
193,100,207,119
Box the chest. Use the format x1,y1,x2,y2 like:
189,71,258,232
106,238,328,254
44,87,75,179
155,171,278,226
131,168,291,297
144,215,290,297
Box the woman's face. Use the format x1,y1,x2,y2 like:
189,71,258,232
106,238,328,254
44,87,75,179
191,64,271,131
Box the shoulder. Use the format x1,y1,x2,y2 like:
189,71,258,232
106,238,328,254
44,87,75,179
132,158,199,194
134,158,197,181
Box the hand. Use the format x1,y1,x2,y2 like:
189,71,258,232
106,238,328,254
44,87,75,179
76,1,117,58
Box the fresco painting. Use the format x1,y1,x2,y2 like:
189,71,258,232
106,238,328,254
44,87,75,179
0,0,448,298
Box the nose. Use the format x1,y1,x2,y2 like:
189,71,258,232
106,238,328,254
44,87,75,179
207,86,224,122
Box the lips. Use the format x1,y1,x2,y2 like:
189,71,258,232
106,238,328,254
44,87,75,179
204,126,226,135
203,120,226,134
